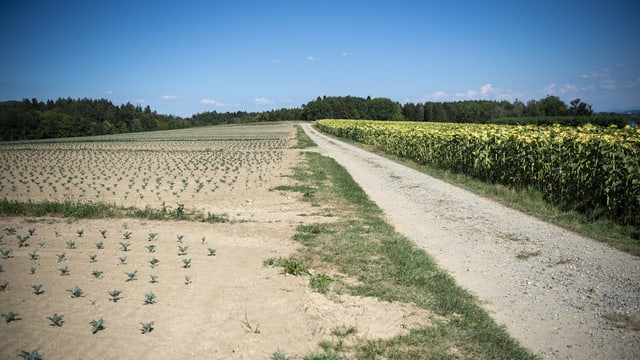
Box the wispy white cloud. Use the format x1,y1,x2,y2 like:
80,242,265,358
428,83,521,102
599,80,618,90
254,97,274,105
200,98,228,106
162,95,176,100
105,90,113,95
306,55,315,61
272,59,285,64
341,51,353,57
134,98,146,103
559,84,577,93
543,83,556,94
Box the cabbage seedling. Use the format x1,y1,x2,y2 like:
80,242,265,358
207,248,216,256
107,289,122,302
56,252,66,262
59,266,70,276
143,292,156,305
3,311,20,322
99,229,107,238
140,321,154,334
96,241,104,250
119,256,127,265
125,270,138,281
17,235,30,247
146,244,156,253
0,249,12,259
76,229,84,237
122,231,132,240
65,240,75,249
182,258,192,268
91,270,103,279
18,349,42,360
67,285,83,298
149,258,159,268
47,313,64,327
149,274,159,283
88,253,97,263
148,233,157,241
31,284,44,295
119,242,130,251
28,250,38,260
90,318,105,334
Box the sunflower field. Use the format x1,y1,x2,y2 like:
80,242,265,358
316,119,640,226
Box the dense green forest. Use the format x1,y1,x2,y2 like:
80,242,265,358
0,95,631,141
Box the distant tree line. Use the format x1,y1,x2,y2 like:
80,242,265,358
0,98,190,141
0,95,630,141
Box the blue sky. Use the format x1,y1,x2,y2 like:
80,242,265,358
1,0,638,116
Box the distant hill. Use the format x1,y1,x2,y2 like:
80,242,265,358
0,100,20,106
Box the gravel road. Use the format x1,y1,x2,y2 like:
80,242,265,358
302,124,640,359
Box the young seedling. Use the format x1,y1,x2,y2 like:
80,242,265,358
201,236,206,244
4,227,16,235
28,250,38,260
184,276,192,285
56,252,66,262
28,228,36,236
176,234,184,243
47,313,64,327
146,244,156,253
140,321,155,334
119,256,127,265
89,253,97,263
0,282,9,291
149,258,159,268
17,235,30,247
122,231,132,240
178,245,188,256
37,242,45,248
90,318,105,334
76,229,84,237
30,266,36,274
91,270,103,279
143,292,156,305
119,242,130,251
67,285,83,298
149,274,159,283
0,249,13,259
0,264,3,272
31,284,44,295
59,265,70,276
107,289,122,302
182,258,192,268
207,248,217,256
65,239,76,249
125,270,138,281
96,241,104,250
2,311,20,322
148,232,157,241
99,229,107,238
18,349,42,360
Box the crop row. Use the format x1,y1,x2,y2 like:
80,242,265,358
316,120,640,226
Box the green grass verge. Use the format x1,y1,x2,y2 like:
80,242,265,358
0,199,229,223
281,149,537,359
314,125,640,257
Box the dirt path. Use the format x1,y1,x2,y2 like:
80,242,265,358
302,124,640,359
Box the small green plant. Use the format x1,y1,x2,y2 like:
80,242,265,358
67,285,83,298
18,349,42,360
96,241,104,249
30,266,36,274
118,256,127,265
0,282,8,291
119,242,130,251
37,242,45,248
17,235,30,247
99,229,107,238
140,321,154,334
47,313,64,327
271,349,292,360
0,249,13,259
148,232,157,241
241,312,260,333
149,258,159,268
283,258,310,276
122,231,132,240
89,253,97,263
201,236,206,244
108,289,122,302
4,227,16,235
178,245,188,255
176,234,184,243
182,258,192,268
28,228,36,236
90,318,105,334
149,274,159,283
146,244,156,253
76,229,84,237
91,269,103,278
184,276,191,284
31,284,44,295
143,292,156,305
59,265,70,276
125,270,138,281
28,250,38,260
310,274,333,294
0,264,3,272
65,239,76,249
3,311,20,322
56,252,66,262
207,248,217,256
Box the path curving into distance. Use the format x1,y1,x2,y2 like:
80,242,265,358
301,123,639,359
